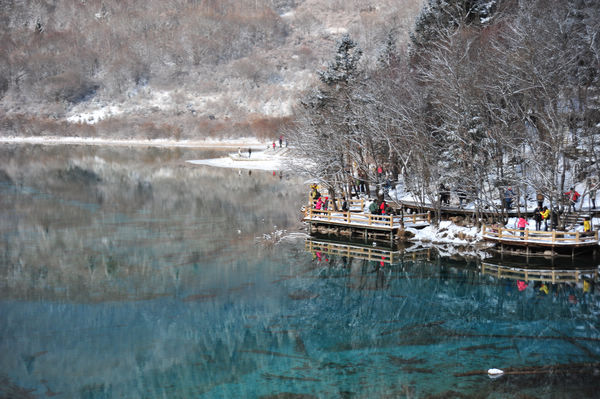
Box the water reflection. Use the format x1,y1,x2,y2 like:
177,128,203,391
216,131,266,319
0,145,599,398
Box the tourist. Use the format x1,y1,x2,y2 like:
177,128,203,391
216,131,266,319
457,189,467,209
310,184,321,203
588,177,597,209
551,207,560,230
533,206,543,231
439,183,450,205
315,197,323,210
564,187,580,213
541,206,550,231
341,197,349,212
369,199,379,214
248,147,252,158
379,198,387,215
322,197,329,210
517,216,528,237
279,135,283,148
504,187,515,210
584,217,591,234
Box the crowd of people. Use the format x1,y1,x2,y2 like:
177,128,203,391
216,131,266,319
309,175,598,234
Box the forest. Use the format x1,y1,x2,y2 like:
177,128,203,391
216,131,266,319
290,0,600,221
0,0,421,140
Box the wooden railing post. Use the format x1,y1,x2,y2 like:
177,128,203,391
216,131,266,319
552,231,556,242
525,230,529,240
576,231,580,242
389,214,393,228
498,227,503,238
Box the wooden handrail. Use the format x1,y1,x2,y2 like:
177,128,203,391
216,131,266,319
304,208,430,228
482,225,599,244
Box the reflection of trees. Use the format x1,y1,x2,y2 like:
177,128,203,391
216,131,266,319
0,145,306,302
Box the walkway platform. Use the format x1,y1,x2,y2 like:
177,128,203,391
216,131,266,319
303,208,430,243
481,224,599,256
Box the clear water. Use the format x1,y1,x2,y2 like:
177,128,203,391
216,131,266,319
1,145,599,399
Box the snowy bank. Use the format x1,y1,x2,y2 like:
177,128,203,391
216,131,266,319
186,152,284,171
408,220,482,246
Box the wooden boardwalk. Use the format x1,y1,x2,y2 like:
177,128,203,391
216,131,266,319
481,225,599,256
303,208,430,243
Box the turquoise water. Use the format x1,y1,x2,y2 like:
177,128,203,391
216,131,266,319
0,145,599,398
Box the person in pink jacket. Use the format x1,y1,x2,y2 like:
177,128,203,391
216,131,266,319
517,217,529,237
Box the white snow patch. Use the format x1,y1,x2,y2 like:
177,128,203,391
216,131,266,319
325,27,348,35
409,222,482,246
187,150,283,171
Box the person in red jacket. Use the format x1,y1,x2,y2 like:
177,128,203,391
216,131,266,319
517,217,529,237
565,187,580,213
379,199,387,215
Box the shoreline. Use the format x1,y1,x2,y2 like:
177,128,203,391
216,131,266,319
0,135,265,149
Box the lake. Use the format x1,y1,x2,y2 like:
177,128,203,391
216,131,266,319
0,144,599,398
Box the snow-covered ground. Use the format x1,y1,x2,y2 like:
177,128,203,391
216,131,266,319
186,152,284,171
408,220,482,246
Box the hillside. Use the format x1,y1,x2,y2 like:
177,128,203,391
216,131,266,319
0,0,423,141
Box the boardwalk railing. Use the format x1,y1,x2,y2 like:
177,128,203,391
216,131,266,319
482,224,598,245
304,208,430,229
480,262,599,284
308,196,365,212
